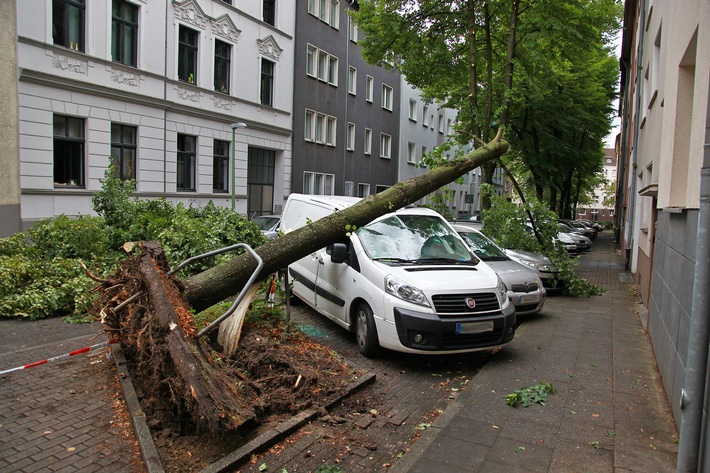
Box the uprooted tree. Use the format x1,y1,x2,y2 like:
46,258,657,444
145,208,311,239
97,133,508,434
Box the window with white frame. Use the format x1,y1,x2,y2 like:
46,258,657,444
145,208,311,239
381,84,393,111
111,123,137,181
307,0,316,15
318,0,327,21
380,133,391,159
329,0,339,28
349,16,358,42
438,114,444,133
407,142,416,163
422,105,429,126
357,183,370,197
326,116,336,146
364,128,372,155
306,44,317,77
304,171,335,195
408,99,417,121
304,109,315,141
346,123,355,151
214,40,231,94
317,50,328,81
348,66,357,95
421,146,427,165
53,0,85,52
328,55,338,85
315,113,325,143
178,25,198,84
365,76,373,102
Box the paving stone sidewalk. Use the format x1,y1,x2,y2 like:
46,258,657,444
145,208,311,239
391,232,679,472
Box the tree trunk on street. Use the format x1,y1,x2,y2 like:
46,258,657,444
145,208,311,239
184,134,509,313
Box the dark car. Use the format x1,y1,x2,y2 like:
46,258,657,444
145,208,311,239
559,219,597,240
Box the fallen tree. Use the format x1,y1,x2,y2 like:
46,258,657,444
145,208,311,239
185,131,508,312
98,132,508,434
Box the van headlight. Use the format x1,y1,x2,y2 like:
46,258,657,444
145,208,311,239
385,275,431,308
496,276,509,308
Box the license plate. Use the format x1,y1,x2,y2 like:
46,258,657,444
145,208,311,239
518,294,540,304
456,321,494,334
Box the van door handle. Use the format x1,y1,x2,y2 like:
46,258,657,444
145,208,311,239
318,257,324,265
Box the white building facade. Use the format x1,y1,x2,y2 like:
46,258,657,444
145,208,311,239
13,0,294,231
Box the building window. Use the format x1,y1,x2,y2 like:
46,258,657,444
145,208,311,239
407,142,416,163
358,183,370,197
317,51,328,81
53,115,85,187
329,0,339,28
214,40,231,94
304,171,335,195
247,147,275,217
111,123,137,181
304,109,315,141
423,105,429,126
315,113,325,144
318,0,328,22
328,55,338,85
213,139,230,193
263,0,276,26
346,123,355,151
438,114,444,133
380,133,391,159
307,0,316,15
421,146,428,165
375,185,389,193
348,66,357,95
366,76,373,102
178,25,198,84
111,0,138,66
260,58,275,106
381,84,393,110
177,134,196,191
364,128,372,155
53,0,85,51
326,116,336,146
306,44,317,77
349,17,358,42
408,99,417,121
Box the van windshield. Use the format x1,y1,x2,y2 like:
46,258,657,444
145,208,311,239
357,214,478,264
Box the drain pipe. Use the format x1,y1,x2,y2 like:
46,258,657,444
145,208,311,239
676,114,710,471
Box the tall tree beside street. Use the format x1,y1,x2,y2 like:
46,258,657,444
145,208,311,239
351,0,621,215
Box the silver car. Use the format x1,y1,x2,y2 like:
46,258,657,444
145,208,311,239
504,248,563,294
452,224,546,315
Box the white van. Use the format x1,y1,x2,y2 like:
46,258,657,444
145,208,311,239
280,194,517,357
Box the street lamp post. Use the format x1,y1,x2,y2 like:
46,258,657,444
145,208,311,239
230,122,247,211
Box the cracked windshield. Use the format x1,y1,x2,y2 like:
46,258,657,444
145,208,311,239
356,214,477,263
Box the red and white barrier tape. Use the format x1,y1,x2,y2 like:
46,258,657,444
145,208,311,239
0,339,117,376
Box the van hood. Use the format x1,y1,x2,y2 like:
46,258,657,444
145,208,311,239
376,260,500,292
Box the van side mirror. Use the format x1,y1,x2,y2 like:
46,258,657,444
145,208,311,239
329,243,348,264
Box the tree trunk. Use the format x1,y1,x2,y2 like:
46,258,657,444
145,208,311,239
184,136,509,313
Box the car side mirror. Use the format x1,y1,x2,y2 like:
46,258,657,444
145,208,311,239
329,243,348,264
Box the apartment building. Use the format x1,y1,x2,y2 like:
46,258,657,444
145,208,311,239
616,0,710,467
291,0,400,197
576,148,616,223
6,0,295,236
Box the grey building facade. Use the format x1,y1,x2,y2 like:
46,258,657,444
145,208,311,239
291,1,400,197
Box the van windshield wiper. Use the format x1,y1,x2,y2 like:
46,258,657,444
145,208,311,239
372,257,417,264
415,257,479,266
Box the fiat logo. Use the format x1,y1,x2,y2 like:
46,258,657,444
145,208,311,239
465,297,476,309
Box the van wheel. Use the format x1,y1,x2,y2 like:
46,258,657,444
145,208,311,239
355,302,382,357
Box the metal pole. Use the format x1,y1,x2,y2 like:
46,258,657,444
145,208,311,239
230,122,247,211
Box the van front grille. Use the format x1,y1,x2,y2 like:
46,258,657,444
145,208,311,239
431,293,500,316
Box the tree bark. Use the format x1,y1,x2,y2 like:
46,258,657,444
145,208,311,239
184,135,509,313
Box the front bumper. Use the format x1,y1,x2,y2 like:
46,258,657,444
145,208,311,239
392,303,516,351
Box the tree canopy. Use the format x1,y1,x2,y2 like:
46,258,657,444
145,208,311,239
351,0,622,215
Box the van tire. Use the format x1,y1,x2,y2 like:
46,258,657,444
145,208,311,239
355,302,382,357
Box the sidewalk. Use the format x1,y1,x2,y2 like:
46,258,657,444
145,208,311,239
392,232,678,472
0,318,142,472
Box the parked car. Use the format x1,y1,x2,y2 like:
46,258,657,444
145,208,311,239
577,219,603,231
251,215,281,239
559,219,597,240
280,194,516,357
451,224,546,315
558,223,592,251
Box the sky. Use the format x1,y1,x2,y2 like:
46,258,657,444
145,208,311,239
603,31,623,149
